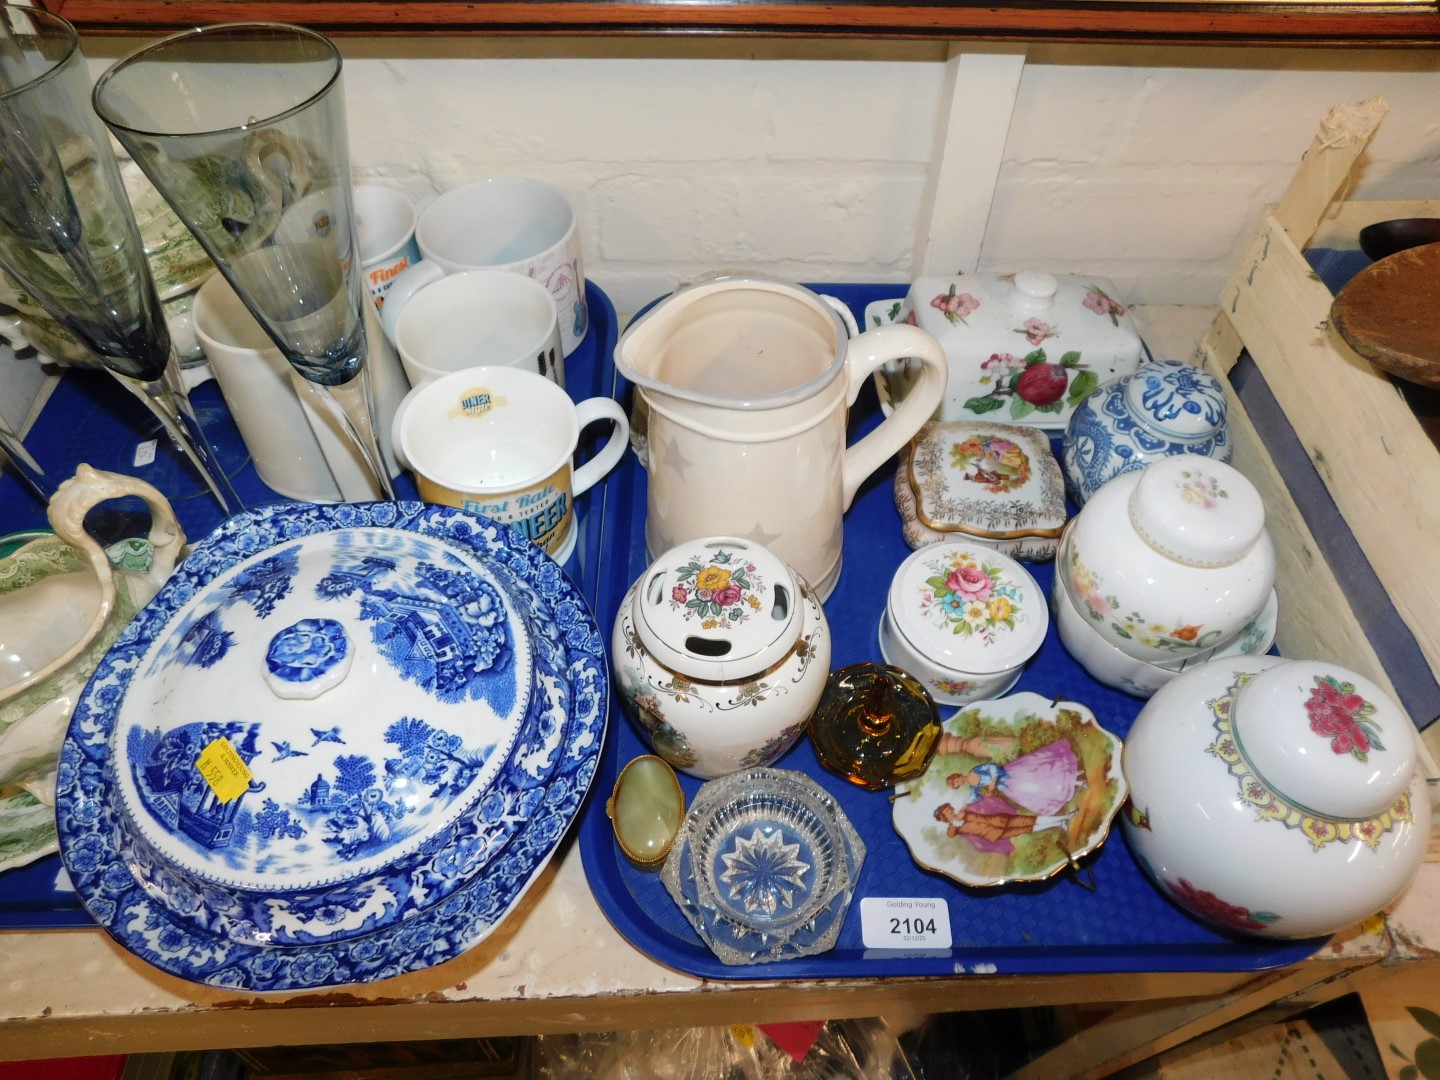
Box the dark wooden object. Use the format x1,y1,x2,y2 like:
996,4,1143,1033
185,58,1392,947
1331,242,1440,390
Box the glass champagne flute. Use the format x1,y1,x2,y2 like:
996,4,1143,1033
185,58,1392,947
93,22,395,501
0,5,241,514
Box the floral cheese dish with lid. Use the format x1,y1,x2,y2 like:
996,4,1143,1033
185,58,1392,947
1062,359,1233,506
879,541,1048,707
1122,656,1430,939
612,536,831,779
866,272,1144,432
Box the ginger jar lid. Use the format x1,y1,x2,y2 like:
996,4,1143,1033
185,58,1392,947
886,541,1047,675
632,536,802,682
1127,456,1265,569
1122,359,1228,442
1231,660,1417,821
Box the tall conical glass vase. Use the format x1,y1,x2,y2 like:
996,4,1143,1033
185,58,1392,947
0,4,241,514
93,22,395,501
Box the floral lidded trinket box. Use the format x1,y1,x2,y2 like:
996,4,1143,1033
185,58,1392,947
879,540,1048,707
866,272,1145,432
894,419,1068,560
612,536,831,779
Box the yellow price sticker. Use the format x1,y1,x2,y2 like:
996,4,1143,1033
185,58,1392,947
196,737,253,804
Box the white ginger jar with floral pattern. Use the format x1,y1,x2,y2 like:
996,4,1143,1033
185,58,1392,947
612,536,831,780
1122,655,1431,939
1057,455,1274,667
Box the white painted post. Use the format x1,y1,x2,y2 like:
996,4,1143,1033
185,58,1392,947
912,46,1027,277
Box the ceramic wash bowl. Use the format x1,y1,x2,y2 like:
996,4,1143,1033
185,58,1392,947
56,502,608,991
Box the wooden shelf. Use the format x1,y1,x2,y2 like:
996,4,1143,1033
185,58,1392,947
45,0,1440,45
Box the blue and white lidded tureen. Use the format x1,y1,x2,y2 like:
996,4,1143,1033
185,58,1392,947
56,502,607,990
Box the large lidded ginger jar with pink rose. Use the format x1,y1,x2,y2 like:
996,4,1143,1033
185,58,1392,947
1122,655,1430,939
611,536,830,780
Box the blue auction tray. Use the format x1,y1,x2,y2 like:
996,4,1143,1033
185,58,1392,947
0,281,619,929
577,281,1325,981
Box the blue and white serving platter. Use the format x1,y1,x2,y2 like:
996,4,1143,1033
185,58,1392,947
55,502,608,991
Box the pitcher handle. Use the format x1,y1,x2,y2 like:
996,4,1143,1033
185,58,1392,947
839,323,948,511
47,464,188,615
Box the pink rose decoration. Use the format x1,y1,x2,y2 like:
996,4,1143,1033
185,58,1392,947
672,585,688,604
947,565,992,603
712,583,743,607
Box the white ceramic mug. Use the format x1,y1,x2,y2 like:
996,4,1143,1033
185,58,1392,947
382,178,587,357
396,366,628,564
354,184,420,312
384,269,564,389
193,274,344,502
194,274,410,501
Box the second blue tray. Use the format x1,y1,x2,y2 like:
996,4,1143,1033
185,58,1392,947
577,282,1325,982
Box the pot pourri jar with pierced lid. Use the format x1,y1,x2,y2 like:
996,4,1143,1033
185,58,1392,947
1122,655,1431,939
611,536,831,780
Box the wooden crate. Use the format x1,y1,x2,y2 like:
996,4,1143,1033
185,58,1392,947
1192,96,1440,770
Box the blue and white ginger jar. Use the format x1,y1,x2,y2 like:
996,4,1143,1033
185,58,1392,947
1061,359,1231,506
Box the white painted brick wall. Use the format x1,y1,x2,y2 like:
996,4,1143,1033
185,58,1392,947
5,37,1437,432
70,37,1440,320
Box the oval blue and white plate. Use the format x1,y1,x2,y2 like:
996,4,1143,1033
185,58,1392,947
55,502,608,991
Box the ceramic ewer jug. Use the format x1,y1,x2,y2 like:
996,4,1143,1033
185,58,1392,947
612,535,831,779
616,274,947,600
0,465,185,801
1122,655,1431,939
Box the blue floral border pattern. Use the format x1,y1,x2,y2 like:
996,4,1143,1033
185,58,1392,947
55,502,608,990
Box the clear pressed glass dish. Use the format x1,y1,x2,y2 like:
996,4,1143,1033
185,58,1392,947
661,766,864,965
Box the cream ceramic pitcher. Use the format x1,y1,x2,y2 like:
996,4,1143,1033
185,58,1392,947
616,275,947,599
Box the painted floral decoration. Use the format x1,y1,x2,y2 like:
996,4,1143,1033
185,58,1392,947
1017,317,1058,347
1066,548,1216,652
1083,284,1128,326
950,436,1032,494
1306,674,1385,761
1176,469,1228,508
1166,876,1279,934
1206,671,1411,850
919,550,1023,643
668,547,763,630
930,283,981,326
967,347,1098,422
